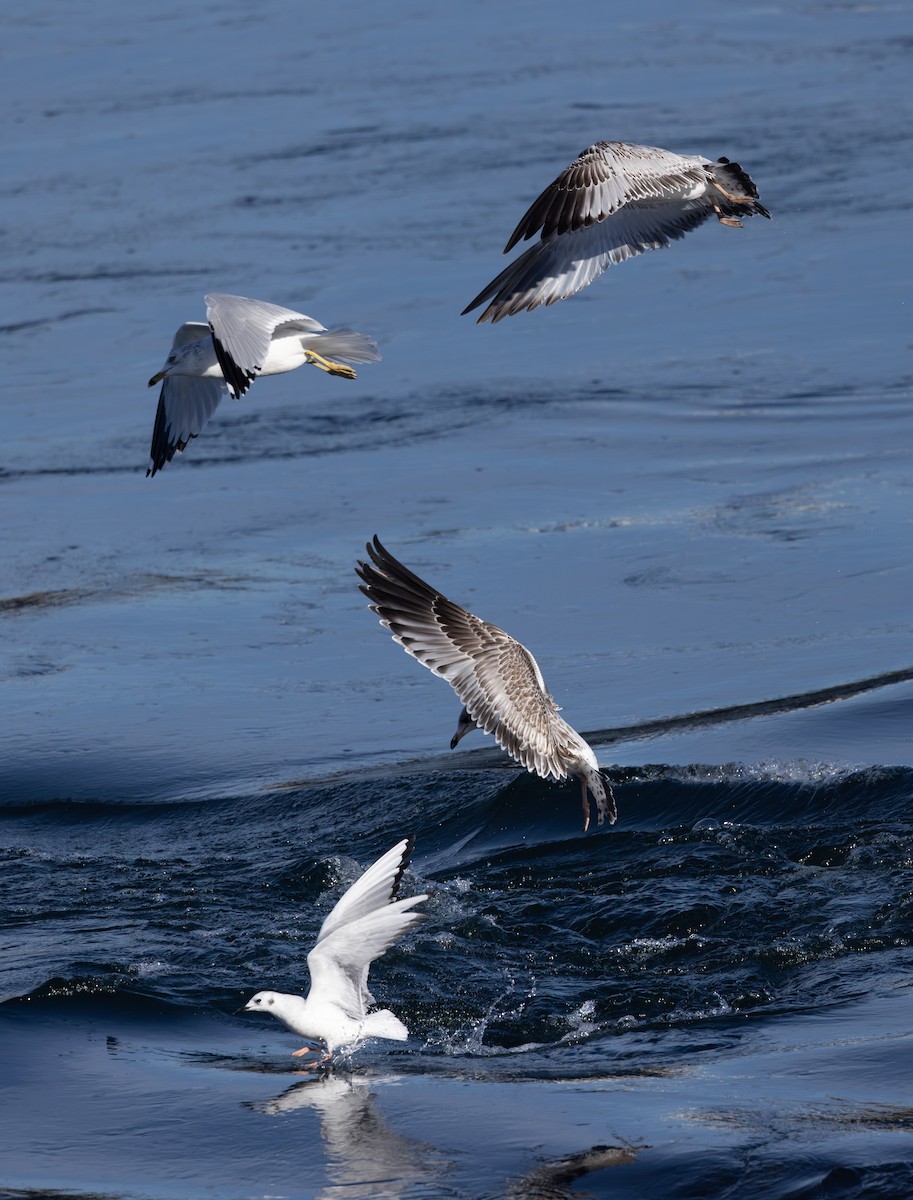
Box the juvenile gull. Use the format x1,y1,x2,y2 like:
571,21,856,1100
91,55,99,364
241,837,427,1067
356,536,616,831
462,141,770,323
146,292,380,476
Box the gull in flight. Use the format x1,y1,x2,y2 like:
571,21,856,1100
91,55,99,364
146,292,380,476
462,141,770,323
356,536,616,831
241,837,427,1068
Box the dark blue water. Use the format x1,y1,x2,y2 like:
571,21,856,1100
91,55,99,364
3,0,913,1196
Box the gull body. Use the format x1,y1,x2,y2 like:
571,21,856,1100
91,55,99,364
463,140,770,323
146,292,380,476
356,536,616,831
241,838,427,1062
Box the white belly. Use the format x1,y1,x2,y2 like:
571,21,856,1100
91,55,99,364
258,332,308,377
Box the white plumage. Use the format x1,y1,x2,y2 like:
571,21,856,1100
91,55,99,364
356,536,616,831
241,838,427,1061
463,140,770,323
146,293,380,475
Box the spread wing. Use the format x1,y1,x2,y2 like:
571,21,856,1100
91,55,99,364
306,897,427,1021
501,141,709,251
147,372,226,477
464,142,769,323
356,536,576,781
204,292,326,400
316,838,416,945
463,198,713,323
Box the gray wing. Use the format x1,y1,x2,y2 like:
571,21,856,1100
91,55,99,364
463,198,713,323
501,141,709,251
170,320,212,349
356,536,574,781
204,293,326,400
147,374,226,477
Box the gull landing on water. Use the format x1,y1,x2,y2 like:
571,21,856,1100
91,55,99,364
356,536,616,831
241,838,427,1068
146,293,380,476
462,141,770,323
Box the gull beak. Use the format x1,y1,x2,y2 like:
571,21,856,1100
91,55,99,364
148,370,166,388
235,1002,253,1015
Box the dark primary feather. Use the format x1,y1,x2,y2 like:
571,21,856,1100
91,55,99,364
390,835,415,902
147,385,184,478
210,329,256,400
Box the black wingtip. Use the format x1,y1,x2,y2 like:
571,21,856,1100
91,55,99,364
147,383,171,478
356,536,441,600
390,834,416,900
210,327,254,401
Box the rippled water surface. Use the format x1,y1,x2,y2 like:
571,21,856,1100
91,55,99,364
2,1,912,1197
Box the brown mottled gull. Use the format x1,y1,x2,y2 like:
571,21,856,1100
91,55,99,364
356,536,616,831
463,140,769,323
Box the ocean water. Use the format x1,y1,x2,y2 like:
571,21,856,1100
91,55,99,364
2,1,913,1197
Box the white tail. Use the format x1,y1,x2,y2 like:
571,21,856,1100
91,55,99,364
362,1008,409,1041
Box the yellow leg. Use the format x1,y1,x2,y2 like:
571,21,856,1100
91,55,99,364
305,350,357,379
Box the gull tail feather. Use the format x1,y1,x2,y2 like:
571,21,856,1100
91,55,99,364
362,1008,409,1041
307,327,382,364
709,158,771,219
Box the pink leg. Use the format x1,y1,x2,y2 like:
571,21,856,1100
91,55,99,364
581,778,591,833
291,1047,333,1069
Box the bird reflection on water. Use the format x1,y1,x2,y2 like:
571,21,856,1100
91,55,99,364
250,1072,641,1200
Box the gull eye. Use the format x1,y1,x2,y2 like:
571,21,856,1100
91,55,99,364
167,355,176,363
254,997,261,1005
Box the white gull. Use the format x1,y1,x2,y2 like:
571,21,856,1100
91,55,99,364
241,837,427,1067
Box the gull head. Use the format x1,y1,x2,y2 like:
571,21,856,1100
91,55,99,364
148,351,180,388
241,989,284,1016
450,705,476,750
148,338,206,387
